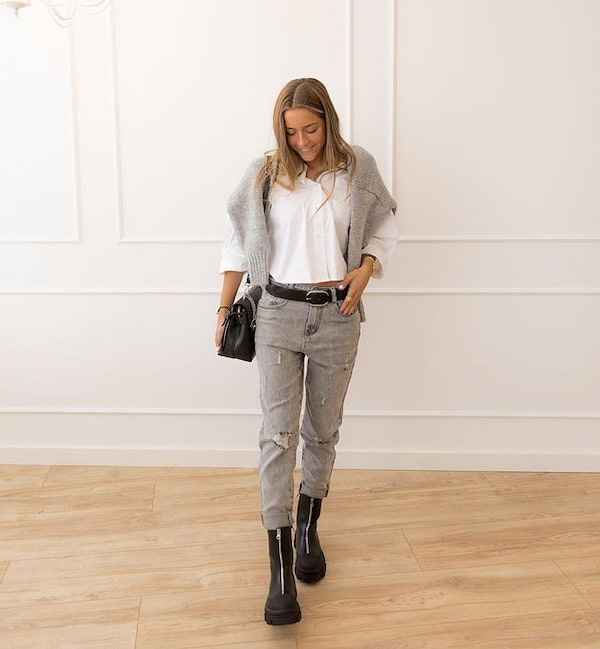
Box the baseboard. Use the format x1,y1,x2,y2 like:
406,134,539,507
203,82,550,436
1,446,599,472
2,411,599,471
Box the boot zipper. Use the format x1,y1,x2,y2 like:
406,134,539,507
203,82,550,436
276,528,284,595
305,498,314,555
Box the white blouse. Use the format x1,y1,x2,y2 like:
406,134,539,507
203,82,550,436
219,166,398,283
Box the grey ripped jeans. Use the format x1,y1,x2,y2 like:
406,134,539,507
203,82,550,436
255,282,361,530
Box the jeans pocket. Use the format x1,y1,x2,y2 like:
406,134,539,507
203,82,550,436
259,294,288,310
333,302,358,318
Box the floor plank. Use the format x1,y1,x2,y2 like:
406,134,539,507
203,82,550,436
557,556,600,607
137,586,299,649
321,484,600,534
296,609,600,649
0,540,267,607
203,642,297,649
136,561,588,648
0,597,140,649
0,479,155,523
329,468,492,495
153,470,261,511
44,465,250,487
404,514,600,569
0,507,262,562
0,528,419,608
296,561,589,632
484,472,600,493
0,465,50,490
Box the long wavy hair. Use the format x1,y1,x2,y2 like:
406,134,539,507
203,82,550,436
256,78,356,199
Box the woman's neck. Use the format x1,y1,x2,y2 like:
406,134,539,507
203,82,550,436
306,157,327,181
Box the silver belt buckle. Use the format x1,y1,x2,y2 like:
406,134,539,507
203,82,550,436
305,288,330,306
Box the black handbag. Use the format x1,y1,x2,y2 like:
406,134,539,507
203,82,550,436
217,173,270,362
218,282,262,362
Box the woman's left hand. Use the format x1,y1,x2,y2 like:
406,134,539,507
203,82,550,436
336,261,373,315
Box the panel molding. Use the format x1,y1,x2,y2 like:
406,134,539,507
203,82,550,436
118,236,222,244
1,287,599,296
4,235,599,246
388,0,397,194
0,26,82,244
0,288,221,295
112,2,357,245
399,235,600,243
0,447,598,472
69,24,84,244
0,240,81,245
345,0,354,143
1,407,599,419
110,1,126,244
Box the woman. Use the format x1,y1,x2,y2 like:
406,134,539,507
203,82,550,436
216,78,398,625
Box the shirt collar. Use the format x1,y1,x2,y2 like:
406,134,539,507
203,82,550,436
296,164,343,185
296,165,310,185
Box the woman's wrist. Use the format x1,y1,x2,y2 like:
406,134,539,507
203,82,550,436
360,254,377,276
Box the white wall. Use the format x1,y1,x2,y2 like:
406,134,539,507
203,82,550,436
1,0,599,471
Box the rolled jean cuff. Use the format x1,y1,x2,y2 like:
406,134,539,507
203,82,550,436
261,511,294,531
299,484,329,500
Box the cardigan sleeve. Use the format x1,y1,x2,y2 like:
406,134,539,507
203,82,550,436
347,146,398,277
219,214,247,274
362,209,399,278
225,156,272,285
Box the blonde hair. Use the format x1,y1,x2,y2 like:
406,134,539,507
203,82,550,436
256,78,356,198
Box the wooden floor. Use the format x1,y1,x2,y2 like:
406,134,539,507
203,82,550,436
1,466,600,649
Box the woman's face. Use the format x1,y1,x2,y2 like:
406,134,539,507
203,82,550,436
283,108,326,167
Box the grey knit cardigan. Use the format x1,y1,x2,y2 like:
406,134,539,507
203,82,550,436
226,146,397,320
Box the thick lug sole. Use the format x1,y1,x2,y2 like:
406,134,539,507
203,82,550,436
264,603,302,625
295,559,326,583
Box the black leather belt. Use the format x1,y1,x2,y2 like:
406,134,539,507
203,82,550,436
266,283,348,306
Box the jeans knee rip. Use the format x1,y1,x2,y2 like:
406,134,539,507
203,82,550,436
273,431,292,450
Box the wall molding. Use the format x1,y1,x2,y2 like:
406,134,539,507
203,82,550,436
399,235,600,243
0,288,220,295
1,446,598,472
68,25,84,244
109,1,126,244
373,288,600,295
1,288,599,296
118,236,222,244
388,0,397,194
113,236,600,245
4,235,599,246
0,239,81,245
111,3,358,245
345,0,354,143
2,407,599,419
0,25,82,245
112,235,600,246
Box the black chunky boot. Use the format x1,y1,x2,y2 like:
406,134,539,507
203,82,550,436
295,494,326,583
264,527,302,625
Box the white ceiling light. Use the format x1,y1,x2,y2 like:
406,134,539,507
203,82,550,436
1,0,111,27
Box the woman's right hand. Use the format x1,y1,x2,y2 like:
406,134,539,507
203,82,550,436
215,270,245,352
215,310,228,351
